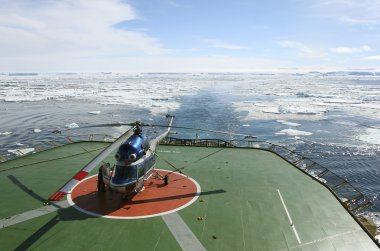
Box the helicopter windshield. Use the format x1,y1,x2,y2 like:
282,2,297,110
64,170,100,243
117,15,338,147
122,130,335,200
114,165,136,180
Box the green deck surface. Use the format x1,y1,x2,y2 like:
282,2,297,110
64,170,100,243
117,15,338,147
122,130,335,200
0,142,378,250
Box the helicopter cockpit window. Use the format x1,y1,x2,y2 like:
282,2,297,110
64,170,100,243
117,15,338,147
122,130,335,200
114,165,136,179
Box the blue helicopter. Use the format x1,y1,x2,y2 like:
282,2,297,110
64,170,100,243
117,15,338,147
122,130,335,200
96,120,171,199
48,115,174,201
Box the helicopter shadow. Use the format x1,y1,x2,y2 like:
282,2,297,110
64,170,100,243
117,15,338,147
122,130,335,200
7,175,94,251
127,189,226,205
71,187,226,216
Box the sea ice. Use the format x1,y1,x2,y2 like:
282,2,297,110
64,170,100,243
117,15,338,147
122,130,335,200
360,95,380,101
8,148,35,156
276,120,301,127
278,105,327,115
88,111,101,115
0,73,210,116
34,129,42,133
0,131,12,136
276,129,313,136
359,128,380,144
65,123,79,129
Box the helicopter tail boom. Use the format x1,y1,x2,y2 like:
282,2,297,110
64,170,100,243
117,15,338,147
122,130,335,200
149,115,174,152
48,127,135,201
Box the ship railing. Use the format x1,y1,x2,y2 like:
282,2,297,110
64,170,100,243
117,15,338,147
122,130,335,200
160,137,380,242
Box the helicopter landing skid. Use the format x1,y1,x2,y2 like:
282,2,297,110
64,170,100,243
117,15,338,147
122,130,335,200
124,184,146,201
152,170,164,180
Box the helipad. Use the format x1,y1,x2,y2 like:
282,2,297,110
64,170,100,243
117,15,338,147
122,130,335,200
67,169,201,219
0,142,378,250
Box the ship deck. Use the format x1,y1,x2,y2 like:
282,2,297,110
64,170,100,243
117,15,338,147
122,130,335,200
0,141,378,250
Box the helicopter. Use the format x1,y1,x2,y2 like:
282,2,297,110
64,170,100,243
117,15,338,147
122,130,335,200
48,115,255,201
96,116,174,199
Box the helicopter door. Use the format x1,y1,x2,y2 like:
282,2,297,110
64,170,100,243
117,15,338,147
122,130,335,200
136,163,145,188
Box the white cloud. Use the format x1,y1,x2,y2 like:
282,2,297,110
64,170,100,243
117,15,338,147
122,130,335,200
313,0,380,25
363,55,380,60
0,53,287,73
0,0,169,68
203,39,249,50
278,40,324,58
331,45,372,53
338,16,379,25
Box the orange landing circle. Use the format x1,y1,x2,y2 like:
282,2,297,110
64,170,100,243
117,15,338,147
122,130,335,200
67,169,201,219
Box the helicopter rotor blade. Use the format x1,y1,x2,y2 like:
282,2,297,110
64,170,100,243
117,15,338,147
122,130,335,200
146,124,256,138
70,123,137,129
83,122,256,139
63,118,254,139
48,126,135,201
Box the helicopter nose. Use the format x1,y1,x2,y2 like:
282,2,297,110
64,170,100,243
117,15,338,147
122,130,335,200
129,153,137,161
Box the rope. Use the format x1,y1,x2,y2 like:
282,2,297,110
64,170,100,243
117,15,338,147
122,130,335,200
155,148,225,177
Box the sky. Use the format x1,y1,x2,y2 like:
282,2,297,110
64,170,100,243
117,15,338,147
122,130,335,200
0,0,380,73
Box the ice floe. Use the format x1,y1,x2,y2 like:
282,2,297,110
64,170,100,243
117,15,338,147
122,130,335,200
8,148,35,156
0,131,12,136
233,101,328,120
276,120,301,127
276,129,313,136
0,73,210,116
88,111,101,115
359,128,380,144
65,123,79,129
1,73,380,119
33,129,42,133
278,105,327,115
